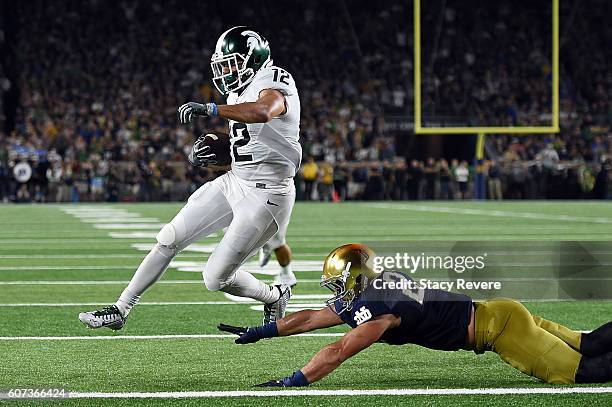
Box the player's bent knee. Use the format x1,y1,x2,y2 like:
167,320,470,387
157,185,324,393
156,223,177,247
155,224,184,258
203,265,237,292
153,242,177,258
203,272,223,292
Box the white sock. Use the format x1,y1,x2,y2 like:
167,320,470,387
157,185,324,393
280,263,292,275
222,270,280,304
115,243,175,317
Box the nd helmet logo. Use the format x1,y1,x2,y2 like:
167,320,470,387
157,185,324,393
354,306,372,325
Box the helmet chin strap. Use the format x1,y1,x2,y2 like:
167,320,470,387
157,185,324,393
232,68,255,95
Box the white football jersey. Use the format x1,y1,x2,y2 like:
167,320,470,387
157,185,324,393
226,65,301,194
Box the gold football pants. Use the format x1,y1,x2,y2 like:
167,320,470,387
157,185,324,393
474,298,583,384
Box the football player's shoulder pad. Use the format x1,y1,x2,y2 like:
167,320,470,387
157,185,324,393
249,65,296,97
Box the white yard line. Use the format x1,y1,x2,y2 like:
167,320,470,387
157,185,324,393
167,260,324,273
250,305,325,312
0,300,322,307
108,232,159,239
62,209,167,242
93,223,165,230
80,218,161,223
0,266,137,271
61,387,612,398
224,293,329,302
134,243,218,253
0,254,213,259
0,299,605,307
63,215,138,218
368,203,612,225
4,251,612,259
0,333,344,341
0,279,324,285
0,239,137,244
0,301,259,307
0,280,204,285
0,254,147,259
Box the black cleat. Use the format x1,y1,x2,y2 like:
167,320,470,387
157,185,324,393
79,305,127,331
263,285,291,325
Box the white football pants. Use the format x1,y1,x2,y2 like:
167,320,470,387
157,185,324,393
116,171,295,314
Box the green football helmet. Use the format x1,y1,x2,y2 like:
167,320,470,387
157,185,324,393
211,26,271,95
321,244,380,314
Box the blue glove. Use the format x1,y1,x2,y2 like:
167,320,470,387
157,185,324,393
178,102,218,123
217,322,278,344
255,370,309,387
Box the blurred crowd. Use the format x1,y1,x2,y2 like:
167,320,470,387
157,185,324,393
296,155,609,202
0,0,610,202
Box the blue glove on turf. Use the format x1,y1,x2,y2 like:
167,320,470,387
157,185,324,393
217,322,278,344
255,370,309,387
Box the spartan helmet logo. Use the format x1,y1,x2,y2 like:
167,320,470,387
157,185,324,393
241,30,267,54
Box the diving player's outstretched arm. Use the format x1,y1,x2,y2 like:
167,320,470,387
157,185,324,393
178,89,285,124
277,306,343,335
256,314,399,387
217,306,343,344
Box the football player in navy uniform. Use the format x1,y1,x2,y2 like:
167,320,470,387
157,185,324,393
219,243,612,386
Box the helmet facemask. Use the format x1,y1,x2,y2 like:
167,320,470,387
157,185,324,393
321,274,355,314
210,52,255,95
321,272,368,314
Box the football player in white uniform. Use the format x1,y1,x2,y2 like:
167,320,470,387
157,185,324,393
79,26,301,330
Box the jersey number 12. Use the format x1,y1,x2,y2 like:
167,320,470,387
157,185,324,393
272,68,290,85
231,123,253,163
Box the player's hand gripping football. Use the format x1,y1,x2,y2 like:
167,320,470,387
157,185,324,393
178,102,218,123
217,323,264,344
188,135,217,167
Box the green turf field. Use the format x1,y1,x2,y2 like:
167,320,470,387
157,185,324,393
0,202,611,406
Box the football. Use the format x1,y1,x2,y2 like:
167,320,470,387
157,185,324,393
200,132,232,166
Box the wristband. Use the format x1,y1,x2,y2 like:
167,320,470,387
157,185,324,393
207,102,219,117
281,370,309,387
254,322,278,338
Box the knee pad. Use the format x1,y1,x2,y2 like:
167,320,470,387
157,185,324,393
203,271,221,291
156,223,178,248
153,242,177,259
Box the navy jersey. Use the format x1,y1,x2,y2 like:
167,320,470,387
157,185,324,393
334,271,472,351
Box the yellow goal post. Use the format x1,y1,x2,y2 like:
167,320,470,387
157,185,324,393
412,0,559,197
